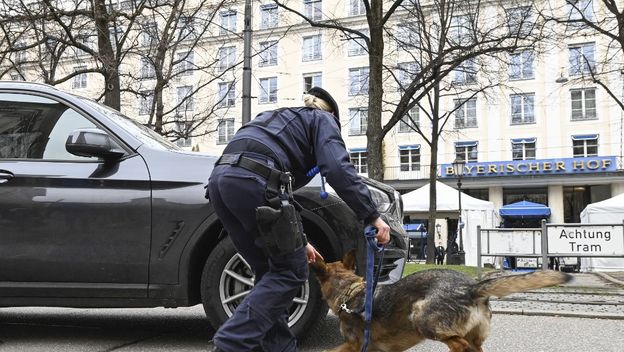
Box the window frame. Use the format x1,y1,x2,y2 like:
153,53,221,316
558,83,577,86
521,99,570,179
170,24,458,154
348,107,368,136
217,118,235,144
453,98,477,129
509,50,534,80
570,88,597,121
511,138,536,160
259,41,278,67
399,146,421,172
302,35,322,62
510,93,535,125
259,77,278,104
348,67,370,96
572,135,598,157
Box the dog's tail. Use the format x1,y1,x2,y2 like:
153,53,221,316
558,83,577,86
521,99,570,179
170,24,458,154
473,271,572,298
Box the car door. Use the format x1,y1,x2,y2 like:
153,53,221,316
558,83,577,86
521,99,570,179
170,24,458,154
0,92,151,298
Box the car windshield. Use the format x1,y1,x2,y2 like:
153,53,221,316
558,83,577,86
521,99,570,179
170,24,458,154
78,97,181,151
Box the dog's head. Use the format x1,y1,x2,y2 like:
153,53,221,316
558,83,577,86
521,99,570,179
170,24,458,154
309,250,357,284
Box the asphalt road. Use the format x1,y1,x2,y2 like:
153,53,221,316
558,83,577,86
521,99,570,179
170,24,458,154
1,306,622,352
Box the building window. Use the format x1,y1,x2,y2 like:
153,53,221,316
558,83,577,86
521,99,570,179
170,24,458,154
302,35,322,61
217,119,235,144
218,46,236,71
140,57,155,79
506,6,534,36
175,51,194,76
397,62,419,91
138,91,153,115
399,146,421,172
349,0,365,16
178,16,196,40
304,0,322,21
509,50,534,80
10,73,24,81
453,58,477,84
349,150,368,173
176,85,194,113
347,30,368,56
511,93,535,124
567,0,594,30
220,10,237,34
572,134,598,157
349,67,369,96
13,41,26,63
217,82,235,108
175,121,192,148
454,98,477,129
260,4,278,29
259,77,277,103
455,141,478,162
399,107,419,133
72,66,87,89
450,14,472,45
141,22,157,47
395,22,419,50
303,72,322,93
570,88,596,120
569,42,595,76
259,41,278,67
348,108,367,136
511,138,536,160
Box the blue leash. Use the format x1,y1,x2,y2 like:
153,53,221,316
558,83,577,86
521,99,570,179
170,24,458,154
361,225,385,352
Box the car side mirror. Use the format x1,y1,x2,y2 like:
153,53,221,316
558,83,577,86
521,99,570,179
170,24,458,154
65,128,125,161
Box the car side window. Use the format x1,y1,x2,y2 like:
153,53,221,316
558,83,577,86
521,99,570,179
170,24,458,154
0,93,98,160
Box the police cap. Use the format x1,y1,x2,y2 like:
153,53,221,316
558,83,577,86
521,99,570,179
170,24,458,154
308,86,340,119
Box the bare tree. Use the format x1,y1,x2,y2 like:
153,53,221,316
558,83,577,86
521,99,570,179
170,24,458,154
0,0,150,109
275,0,542,262
540,0,624,110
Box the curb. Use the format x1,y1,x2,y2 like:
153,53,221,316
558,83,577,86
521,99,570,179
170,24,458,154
593,272,624,287
492,308,624,320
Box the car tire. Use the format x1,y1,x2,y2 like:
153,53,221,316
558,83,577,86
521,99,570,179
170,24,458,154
200,236,328,340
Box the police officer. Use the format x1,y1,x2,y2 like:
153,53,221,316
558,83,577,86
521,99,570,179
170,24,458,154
206,87,390,351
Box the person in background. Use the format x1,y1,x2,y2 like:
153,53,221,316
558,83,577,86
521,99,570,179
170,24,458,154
206,87,390,351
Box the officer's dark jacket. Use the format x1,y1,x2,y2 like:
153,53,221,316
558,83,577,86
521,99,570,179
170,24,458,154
224,107,379,223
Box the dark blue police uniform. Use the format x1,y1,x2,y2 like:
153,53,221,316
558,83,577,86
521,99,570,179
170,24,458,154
207,102,379,351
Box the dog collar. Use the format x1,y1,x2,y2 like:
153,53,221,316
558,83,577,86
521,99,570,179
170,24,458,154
336,281,365,315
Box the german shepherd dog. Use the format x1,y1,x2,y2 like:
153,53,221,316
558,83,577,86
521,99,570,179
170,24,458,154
310,252,571,352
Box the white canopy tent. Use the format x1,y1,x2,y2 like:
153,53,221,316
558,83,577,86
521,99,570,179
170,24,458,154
580,193,624,271
402,181,498,266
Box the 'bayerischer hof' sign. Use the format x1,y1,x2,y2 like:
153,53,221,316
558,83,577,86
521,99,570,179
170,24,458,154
441,156,616,177
547,224,624,256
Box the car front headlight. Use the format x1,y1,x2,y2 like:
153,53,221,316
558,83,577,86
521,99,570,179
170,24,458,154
367,185,392,213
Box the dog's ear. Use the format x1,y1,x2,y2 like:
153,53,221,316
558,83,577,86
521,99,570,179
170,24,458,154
342,250,356,270
309,259,328,281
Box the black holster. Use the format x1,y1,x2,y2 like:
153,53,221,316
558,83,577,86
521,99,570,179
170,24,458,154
256,201,307,257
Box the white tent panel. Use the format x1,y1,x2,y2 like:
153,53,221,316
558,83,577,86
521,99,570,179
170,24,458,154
402,181,498,266
580,193,624,271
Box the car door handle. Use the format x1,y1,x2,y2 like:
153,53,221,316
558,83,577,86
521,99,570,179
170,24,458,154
0,170,14,184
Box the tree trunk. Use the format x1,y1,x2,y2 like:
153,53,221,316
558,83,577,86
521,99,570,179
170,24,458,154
366,1,385,181
93,0,120,110
426,82,441,264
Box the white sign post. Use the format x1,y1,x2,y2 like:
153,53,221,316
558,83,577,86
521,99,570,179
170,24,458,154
546,224,624,256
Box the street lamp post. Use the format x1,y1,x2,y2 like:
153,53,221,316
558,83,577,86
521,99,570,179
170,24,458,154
452,159,466,265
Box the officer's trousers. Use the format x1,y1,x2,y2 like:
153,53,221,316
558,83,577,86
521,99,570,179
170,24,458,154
207,161,308,352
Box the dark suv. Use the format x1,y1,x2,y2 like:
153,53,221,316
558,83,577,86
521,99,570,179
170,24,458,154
0,82,407,337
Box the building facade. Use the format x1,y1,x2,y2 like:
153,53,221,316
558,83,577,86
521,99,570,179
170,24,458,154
3,0,623,224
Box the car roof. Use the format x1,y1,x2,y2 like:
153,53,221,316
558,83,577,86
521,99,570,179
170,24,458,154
0,80,62,92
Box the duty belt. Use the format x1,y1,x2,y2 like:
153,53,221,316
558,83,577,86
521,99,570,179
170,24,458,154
216,153,292,196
